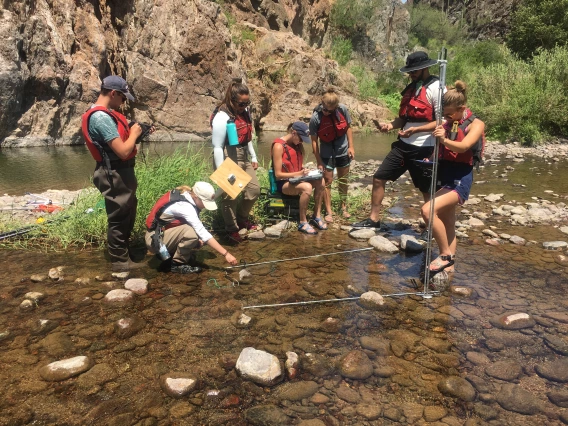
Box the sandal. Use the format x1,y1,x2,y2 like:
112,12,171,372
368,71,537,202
324,214,334,223
429,254,455,274
298,222,318,235
310,217,328,230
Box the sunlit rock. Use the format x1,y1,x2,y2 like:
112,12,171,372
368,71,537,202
104,289,134,304
236,347,282,386
285,351,299,379
350,228,377,240
74,277,90,285
111,271,130,280
48,266,64,281
159,373,198,398
450,286,473,297
24,292,44,302
39,356,93,381
490,312,535,330
400,235,424,252
124,278,148,295
30,274,47,283
358,291,385,310
543,241,568,250
238,313,252,326
19,300,35,311
338,350,373,380
438,376,476,401
239,269,252,284
368,235,398,253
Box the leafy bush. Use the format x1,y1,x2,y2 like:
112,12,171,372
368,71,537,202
331,36,353,66
507,0,568,60
350,65,380,99
408,4,467,49
330,0,383,34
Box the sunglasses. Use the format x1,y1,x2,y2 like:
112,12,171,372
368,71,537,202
237,101,250,107
115,91,127,102
322,107,336,113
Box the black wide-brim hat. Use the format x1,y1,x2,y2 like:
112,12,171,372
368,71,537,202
399,51,438,73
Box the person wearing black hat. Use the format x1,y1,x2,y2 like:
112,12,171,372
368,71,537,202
353,51,444,229
81,75,153,271
271,121,326,235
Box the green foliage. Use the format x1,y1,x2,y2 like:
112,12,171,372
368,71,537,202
350,65,380,100
378,93,402,114
330,0,383,33
331,36,353,66
463,46,568,144
506,0,568,60
408,4,467,49
224,11,236,28
446,40,508,85
232,26,256,45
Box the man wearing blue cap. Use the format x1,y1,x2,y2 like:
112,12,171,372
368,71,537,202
81,75,147,271
353,51,444,229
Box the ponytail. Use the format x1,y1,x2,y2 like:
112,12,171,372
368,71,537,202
220,77,250,115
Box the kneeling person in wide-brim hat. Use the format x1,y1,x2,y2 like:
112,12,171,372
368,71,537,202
145,182,237,273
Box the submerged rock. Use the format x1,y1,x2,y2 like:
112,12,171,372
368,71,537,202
39,356,93,381
350,228,377,240
437,376,476,401
159,373,198,398
489,312,535,330
236,347,282,386
285,351,299,379
24,292,45,302
124,278,148,295
244,405,289,425
104,289,134,304
485,360,523,381
400,234,424,252
368,235,398,253
535,358,568,383
338,350,373,380
19,300,35,311
543,241,568,250
357,291,385,310
496,384,544,415
48,266,64,281
30,274,47,283
275,380,318,401
114,316,146,339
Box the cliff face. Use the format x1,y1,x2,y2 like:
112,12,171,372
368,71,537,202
0,0,404,147
411,0,521,40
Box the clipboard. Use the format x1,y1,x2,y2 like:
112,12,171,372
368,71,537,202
210,157,252,200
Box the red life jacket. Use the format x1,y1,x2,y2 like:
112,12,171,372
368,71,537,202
81,106,136,162
314,104,349,143
399,76,439,122
146,189,192,231
272,138,303,175
439,109,485,169
210,106,253,146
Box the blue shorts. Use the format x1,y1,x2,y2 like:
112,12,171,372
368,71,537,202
321,155,350,170
437,161,473,204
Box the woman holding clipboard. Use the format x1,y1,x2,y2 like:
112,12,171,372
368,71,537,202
271,122,327,235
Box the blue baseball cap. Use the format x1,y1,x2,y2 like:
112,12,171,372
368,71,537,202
101,75,135,101
291,121,310,143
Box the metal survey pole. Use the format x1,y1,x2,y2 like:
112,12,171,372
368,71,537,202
422,47,447,297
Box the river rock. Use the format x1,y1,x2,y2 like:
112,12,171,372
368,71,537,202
264,226,283,238
489,312,535,330
423,406,447,422
30,274,47,283
239,269,252,284
368,235,399,253
509,235,526,245
450,286,473,297
285,351,298,379
336,383,361,403
468,217,484,227
124,278,148,295
482,229,499,238
159,373,198,398
48,266,64,281
485,194,503,202
437,376,476,401
535,358,568,382
357,291,385,310
76,363,118,389
560,226,568,235
24,292,45,302
483,329,534,347
543,312,568,323
547,390,568,408
248,230,266,240
236,347,282,386
543,241,568,250
356,403,382,420
275,380,318,401
238,313,252,327
39,356,93,381
244,405,289,425
400,234,424,252
19,300,35,311
350,228,377,240
359,336,390,355
111,272,130,280
338,350,373,380
496,384,544,414
114,316,146,339
543,334,568,355
466,352,490,365
485,360,523,381
104,289,134,304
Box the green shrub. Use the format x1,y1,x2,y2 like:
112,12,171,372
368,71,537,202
331,36,353,66
378,93,402,114
330,0,383,33
507,0,568,60
408,4,467,49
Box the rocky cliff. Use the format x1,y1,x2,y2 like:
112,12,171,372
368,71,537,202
0,0,404,147
411,0,521,40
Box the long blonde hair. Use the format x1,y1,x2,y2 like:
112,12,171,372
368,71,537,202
321,87,339,109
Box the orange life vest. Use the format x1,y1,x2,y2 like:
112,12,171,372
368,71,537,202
314,105,349,143
146,190,193,231
81,106,136,162
272,138,303,175
439,109,485,168
399,76,438,122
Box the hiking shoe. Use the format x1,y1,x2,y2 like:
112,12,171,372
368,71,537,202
170,263,202,274
351,218,381,229
111,259,147,272
237,219,258,231
228,231,244,243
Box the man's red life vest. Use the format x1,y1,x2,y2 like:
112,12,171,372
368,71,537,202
146,189,191,231
210,106,253,146
399,76,438,123
315,105,349,143
439,108,485,169
272,138,303,176
81,106,136,162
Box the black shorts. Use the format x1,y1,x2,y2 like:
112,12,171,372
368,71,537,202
373,140,434,193
321,155,351,170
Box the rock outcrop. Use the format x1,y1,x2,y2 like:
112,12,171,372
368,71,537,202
0,0,397,147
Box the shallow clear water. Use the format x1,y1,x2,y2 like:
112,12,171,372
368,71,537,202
1,139,568,425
